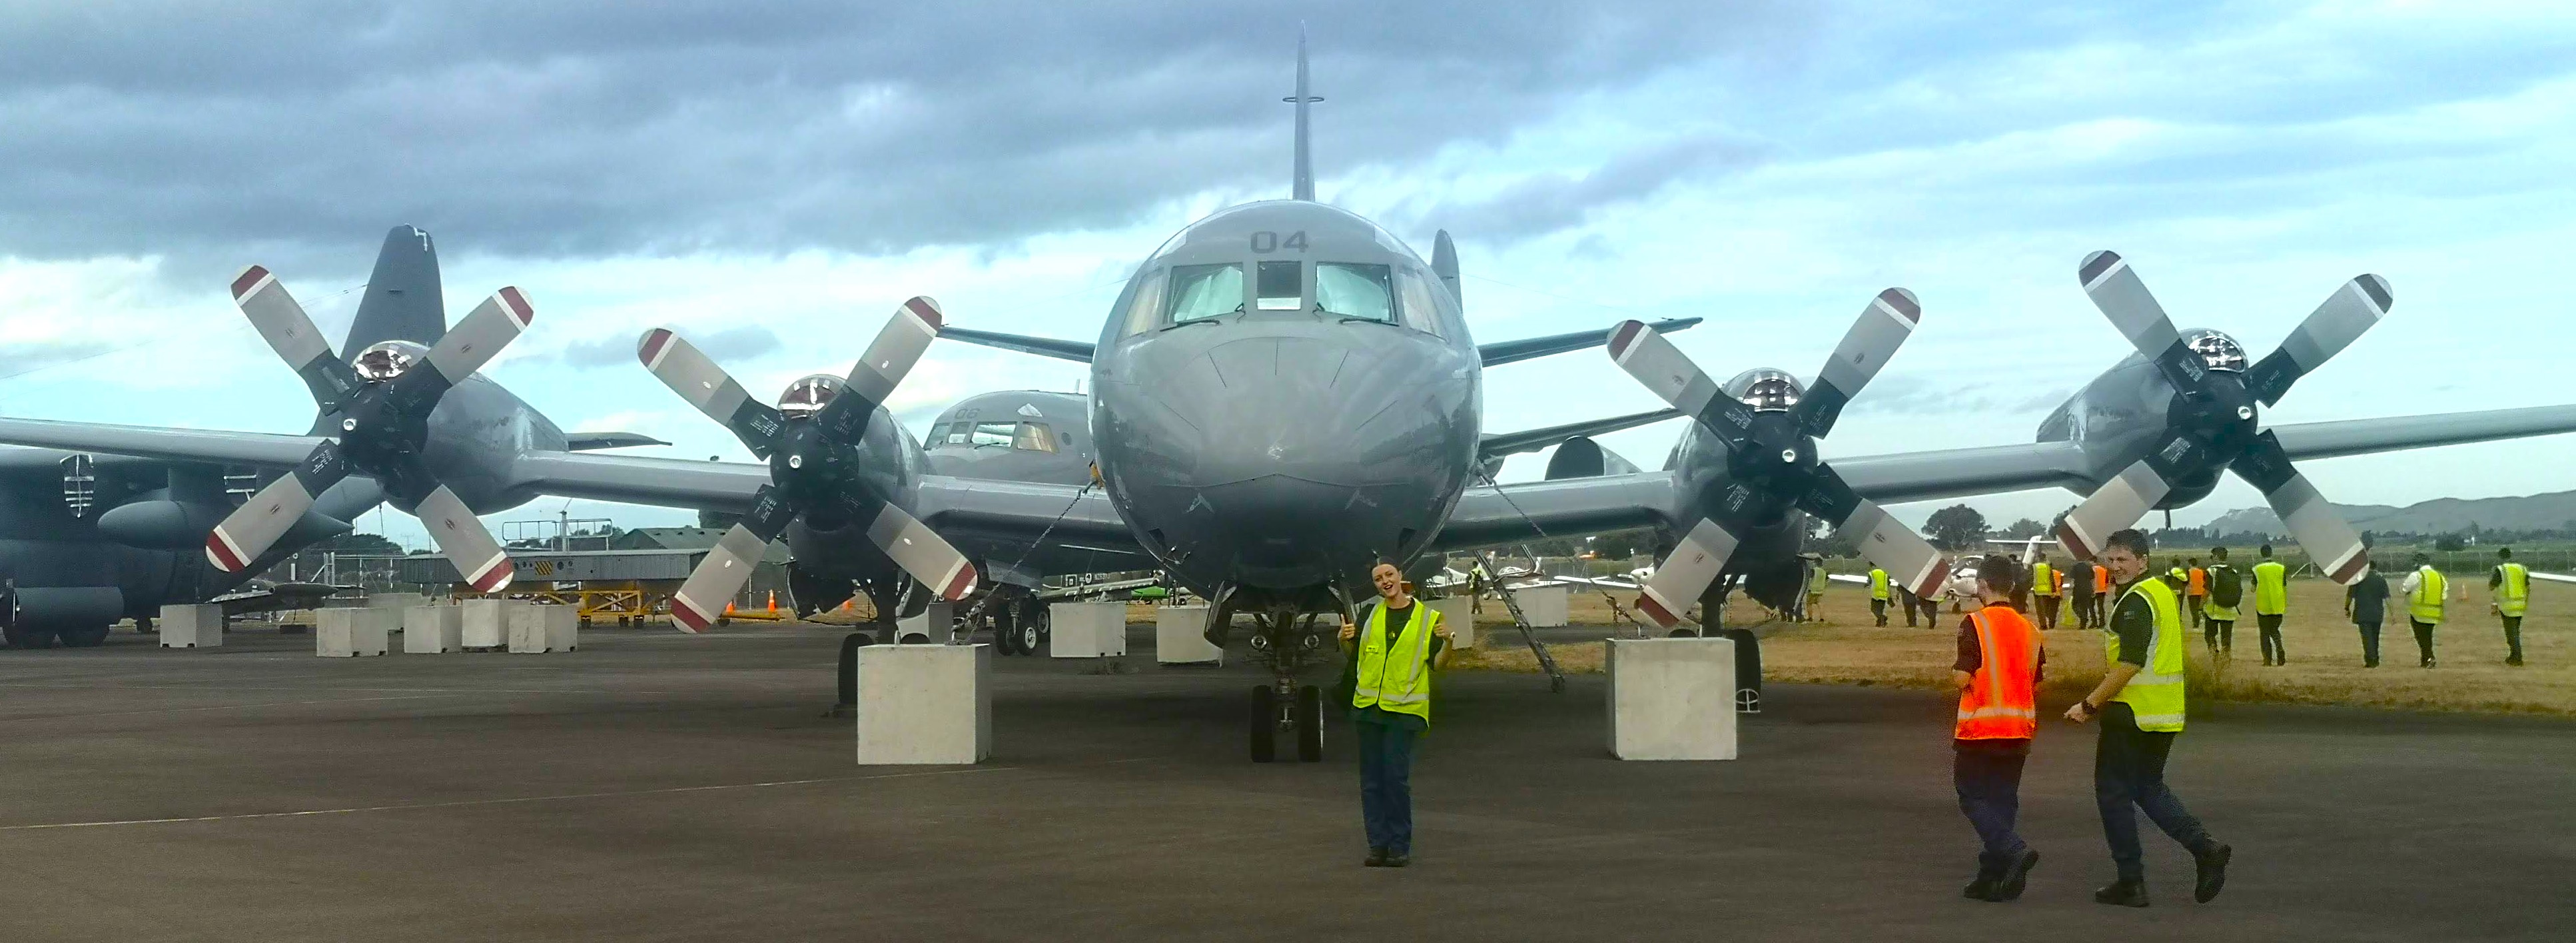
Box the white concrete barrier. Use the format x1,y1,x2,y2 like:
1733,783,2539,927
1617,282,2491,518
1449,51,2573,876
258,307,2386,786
403,606,464,654
855,643,991,764
1425,596,1475,649
1605,637,1738,760
1154,604,1222,665
460,599,519,650
316,608,393,657
159,604,224,648
1049,601,1126,658
894,602,954,645
509,604,579,653
1515,584,1571,628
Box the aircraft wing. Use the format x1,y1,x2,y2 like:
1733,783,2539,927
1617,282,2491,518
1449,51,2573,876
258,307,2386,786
1829,441,2096,506
1478,408,1681,460
505,451,769,510
936,327,1096,363
2269,404,2576,462
0,418,324,469
2530,571,2576,585
1434,472,1678,551
910,476,1139,551
562,431,673,451
1828,572,1869,585
1479,317,1701,367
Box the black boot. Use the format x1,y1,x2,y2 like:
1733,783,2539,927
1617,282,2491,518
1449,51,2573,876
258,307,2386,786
2094,878,2150,907
2193,843,2232,903
1364,848,1388,867
1994,849,2039,902
1963,854,2001,901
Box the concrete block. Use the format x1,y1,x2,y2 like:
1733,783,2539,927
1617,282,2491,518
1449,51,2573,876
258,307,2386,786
460,599,520,650
1154,604,1222,664
1605,637,1738,760
316,608,393,657
1515,584,1571,628
508,604,579,653
159,604,224,648
1426,596,1475,649
1049,601,1126,658
855,643,991,764
403,606,463,654
894,602,954,645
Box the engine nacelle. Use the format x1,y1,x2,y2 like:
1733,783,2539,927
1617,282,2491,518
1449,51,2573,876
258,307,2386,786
97,498,231,550
11,586,123,629
1543,436,1641,480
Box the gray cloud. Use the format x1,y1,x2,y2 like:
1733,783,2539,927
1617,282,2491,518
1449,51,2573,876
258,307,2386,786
0,340,120,384
0,1,1816,276
556,324,779,369
1404,132,1771,239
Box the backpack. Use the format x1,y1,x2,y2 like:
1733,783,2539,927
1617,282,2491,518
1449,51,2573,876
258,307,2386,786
2209,564,2244,608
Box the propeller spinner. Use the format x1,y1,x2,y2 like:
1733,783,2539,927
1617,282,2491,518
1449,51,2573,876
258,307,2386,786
205,267,533,592
637,297,977,632
1606,289,1951,628
2052,251,2387,585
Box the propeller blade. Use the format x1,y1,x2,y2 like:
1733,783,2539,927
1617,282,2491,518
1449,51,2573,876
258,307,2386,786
861,500,979,602
1793,465,1950,598
2054,432,2211,560
2078,251,2210,395
1793,288,1920,439
230,265,365,411
1634,517,1743,629
1607,319,1757,452
637,328,787,459
205,441,350,572
2230,431,2373,584
395,287,534,410
667,486,799,633
815,296,942,445
2244,275,2392,407
412,484,514,593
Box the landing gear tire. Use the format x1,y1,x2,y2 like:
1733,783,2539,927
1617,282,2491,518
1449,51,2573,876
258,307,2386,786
1249,684,1278,763
5,625,55,649
1017,599,1048,656
1295,684,1324,762
993,609,1021,656
1667,628,1699,638
57,624,109,648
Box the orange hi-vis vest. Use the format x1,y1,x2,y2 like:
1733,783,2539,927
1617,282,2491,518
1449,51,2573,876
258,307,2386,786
2188,568,2207,596
1956,604,2042,740
2094,567,2112,594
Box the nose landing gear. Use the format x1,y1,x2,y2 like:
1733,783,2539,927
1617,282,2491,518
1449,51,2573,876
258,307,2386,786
1246,604,1328,763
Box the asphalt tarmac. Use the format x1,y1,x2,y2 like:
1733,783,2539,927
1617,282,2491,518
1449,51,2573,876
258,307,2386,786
1,621,2568,942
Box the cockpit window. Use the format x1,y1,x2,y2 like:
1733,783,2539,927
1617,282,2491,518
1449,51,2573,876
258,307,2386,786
1167,263,1244,323
942,421,1057,453
1013,423,1057,453
1393,267,1446,338
1316,263,1394,323
1255,261,1303,311
1118,269,1167,338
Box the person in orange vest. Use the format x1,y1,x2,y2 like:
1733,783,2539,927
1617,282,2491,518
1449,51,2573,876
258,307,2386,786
2184,558,2208,630
1952,552,2046,902
2091,561,2114,628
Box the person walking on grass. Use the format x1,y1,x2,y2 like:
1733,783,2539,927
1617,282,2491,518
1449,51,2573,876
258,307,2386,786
2399,552,2449,668
2346,564,2389,668
1339,562,1455,868
1869,566,1893,627
2185,558,2208,631
2491,548,2529,667
2066,528,2232,908
2066,558,2098,630
2252,544,2290,666
2031,554,2062,630
2202,546,2241,660
1803,554,1831,624
1951,553,2046,902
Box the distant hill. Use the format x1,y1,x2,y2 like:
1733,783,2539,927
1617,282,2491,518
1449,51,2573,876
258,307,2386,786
2203,490,2576,536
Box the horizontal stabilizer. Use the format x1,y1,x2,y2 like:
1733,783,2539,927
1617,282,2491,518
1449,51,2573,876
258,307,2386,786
1480,317,1701,367
936,327,1096,363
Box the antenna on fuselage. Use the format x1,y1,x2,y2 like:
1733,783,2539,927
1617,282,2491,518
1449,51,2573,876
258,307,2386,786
1286,26,1322,201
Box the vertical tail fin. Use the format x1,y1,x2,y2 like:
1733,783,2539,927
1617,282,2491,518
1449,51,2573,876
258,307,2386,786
339,225,446,359
1287,27,1320,201
1432,229,1461,311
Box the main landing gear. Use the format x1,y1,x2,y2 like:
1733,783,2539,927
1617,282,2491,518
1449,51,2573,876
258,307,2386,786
1246,604,1328,763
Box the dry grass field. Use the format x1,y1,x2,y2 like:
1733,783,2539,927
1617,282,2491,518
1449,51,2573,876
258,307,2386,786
1446,577,2576,716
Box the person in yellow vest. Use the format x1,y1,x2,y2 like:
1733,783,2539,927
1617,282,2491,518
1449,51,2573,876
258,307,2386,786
2185,558,2208,630
1338,562,1456,867
1868,566,1892,627
2030,555,2061,630
2489,547,2529,666
2398,552,2449,668
2251,544,2290,666
2065,528,2230,908
1802,554,1831,623
2201,546,2240,659
1950,553,2046,902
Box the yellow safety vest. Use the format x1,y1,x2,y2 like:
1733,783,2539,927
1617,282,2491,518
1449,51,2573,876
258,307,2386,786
1808,565,1831,594
1352,600,1442,723
1868,568,1890,600
2252,560,2288,616
2030,562,2056,597
2409,566,2447,624
2106,576,2188,732
2496,563,2529,618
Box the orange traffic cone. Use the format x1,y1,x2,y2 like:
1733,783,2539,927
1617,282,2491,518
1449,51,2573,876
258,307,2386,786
723,600,736,616
766,590,777,613
841,598,854,612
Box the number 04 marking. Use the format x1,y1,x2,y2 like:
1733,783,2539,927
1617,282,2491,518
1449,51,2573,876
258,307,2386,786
1250,231,1308,254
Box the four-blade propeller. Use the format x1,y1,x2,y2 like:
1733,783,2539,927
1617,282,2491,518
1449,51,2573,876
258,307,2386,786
206,267,532,592
638,297,977,632
2052,252,2387,584
1607,289,1951,628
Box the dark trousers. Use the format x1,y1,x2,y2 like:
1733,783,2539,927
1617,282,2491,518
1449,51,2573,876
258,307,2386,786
2095,702,2212,881
1955,741,2030,873
2205,619,2234,655
2256,613,2286,664
1917,598,1940,626
1899,594,1919,626
2036,595,2060,629
2188,596,2204,628
2411,620,2437,666
1356,718,1419,855
2356,619,2381,666
2071,594,2098,628
1871,598,1889,626
2501,615,2524,664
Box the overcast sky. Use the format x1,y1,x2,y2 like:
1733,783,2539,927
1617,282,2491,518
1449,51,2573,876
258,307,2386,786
3,1,2574,548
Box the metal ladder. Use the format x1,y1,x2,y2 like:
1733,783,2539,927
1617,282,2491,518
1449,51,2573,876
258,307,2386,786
1478,552,1565,694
